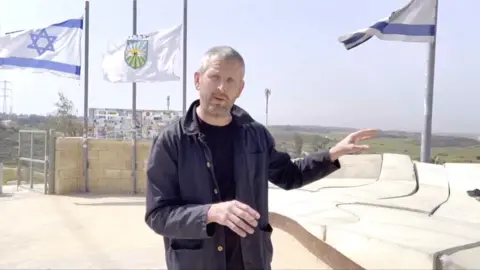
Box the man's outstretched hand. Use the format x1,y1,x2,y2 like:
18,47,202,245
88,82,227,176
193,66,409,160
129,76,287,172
329,129,378,160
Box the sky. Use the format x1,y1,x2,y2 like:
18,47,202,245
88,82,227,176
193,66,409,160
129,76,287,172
0,0,478,134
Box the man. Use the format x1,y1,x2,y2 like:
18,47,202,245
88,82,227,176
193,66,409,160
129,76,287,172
145,46,377,270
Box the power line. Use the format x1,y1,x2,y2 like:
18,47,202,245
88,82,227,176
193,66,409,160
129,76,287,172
0,80,12,117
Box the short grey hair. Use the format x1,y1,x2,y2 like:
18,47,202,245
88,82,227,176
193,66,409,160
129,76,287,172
198,46,245,73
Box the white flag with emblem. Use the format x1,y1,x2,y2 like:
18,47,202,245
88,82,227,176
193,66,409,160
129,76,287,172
0,17,83,79
102,24,182,83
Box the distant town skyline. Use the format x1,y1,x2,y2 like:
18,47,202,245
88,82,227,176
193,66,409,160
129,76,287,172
88,107,182,139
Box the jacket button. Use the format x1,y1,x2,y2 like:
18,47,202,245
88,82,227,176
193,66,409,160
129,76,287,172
217,245,223,252
206,162,211,168
213,189,218,194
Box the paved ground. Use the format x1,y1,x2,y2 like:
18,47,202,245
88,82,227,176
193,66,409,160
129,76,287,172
5,153,478,269
0,186,331,269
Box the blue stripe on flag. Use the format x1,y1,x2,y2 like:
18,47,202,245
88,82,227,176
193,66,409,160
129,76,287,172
0,57,81,76
4,18,83,34
341,22,436,49
375,22,436,36
342,34,372,49
51,18,83,29
4,30,23,35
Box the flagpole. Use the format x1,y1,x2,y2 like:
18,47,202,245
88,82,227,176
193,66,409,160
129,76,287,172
181,0,188,116
420,0,439,163
83,0,90,192
131,0,138,194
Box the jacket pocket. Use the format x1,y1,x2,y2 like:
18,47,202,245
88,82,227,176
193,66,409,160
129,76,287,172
259,224,274,264
169,239,206,270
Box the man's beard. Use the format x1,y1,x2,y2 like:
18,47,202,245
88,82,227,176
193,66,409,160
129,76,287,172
204,102,231,117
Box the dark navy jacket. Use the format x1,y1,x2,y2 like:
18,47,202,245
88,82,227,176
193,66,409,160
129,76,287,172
145,100,341,270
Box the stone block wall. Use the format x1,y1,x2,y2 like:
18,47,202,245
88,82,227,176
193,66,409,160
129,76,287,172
55,138,153,195
55,137,83,194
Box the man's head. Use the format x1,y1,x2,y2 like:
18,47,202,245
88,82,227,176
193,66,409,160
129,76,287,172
194,46,245,119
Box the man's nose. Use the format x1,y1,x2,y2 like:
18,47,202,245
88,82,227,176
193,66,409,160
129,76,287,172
217,82,227,93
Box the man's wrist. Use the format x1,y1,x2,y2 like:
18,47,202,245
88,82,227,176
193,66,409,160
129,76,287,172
328,146,342,161
206,204,216,224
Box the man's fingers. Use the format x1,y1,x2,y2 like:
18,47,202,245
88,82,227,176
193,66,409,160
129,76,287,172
351,129,378,139
228,213,255,236
225,219,247,238
232,205,258,228
358,135,373,141
234,201,260,219
352,144,370,151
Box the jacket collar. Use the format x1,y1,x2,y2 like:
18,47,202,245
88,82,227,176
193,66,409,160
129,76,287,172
183,99,254,135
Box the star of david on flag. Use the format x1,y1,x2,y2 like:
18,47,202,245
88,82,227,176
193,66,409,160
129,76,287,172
0,17,83,79
27,28,58,56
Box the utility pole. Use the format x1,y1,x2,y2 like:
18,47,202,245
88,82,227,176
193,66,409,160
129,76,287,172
0,81,12,118
264,88,271,127
167,95,170,111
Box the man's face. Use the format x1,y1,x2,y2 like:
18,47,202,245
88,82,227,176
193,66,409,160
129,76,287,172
194,58,245,117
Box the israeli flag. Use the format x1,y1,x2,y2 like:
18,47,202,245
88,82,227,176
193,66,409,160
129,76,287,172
339,0,437,50
0,17,83,79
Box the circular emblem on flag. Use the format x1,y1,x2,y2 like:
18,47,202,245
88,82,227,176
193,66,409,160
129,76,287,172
124,36,149,69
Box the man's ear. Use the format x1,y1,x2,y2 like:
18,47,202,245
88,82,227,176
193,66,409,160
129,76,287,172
237,79,245,98
194,72,200,90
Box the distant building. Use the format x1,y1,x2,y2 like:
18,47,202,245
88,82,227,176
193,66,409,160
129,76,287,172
1,120,13,127
88,108,182,139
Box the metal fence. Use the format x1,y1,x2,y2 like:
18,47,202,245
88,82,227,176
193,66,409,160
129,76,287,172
17,129,56,194
0,152,7,194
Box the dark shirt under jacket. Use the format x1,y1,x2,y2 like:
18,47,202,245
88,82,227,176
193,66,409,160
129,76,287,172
198,115,244,270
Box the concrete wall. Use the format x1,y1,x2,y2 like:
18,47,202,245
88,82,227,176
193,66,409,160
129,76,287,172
53,139,384,195
55,138,152,195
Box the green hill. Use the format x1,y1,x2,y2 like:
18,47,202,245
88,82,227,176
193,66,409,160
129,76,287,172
1,116,479,164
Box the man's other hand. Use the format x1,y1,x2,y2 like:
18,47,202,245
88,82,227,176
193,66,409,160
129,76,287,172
329,129,378,160
207,200,260,237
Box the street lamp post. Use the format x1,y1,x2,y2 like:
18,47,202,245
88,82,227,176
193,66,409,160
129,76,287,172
264,88,271,127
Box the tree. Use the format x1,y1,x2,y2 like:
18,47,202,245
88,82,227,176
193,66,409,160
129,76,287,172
293,132,303,157
52,92,82,136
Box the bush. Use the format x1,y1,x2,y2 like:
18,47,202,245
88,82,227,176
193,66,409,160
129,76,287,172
2,166,44,185
1,167,17,184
